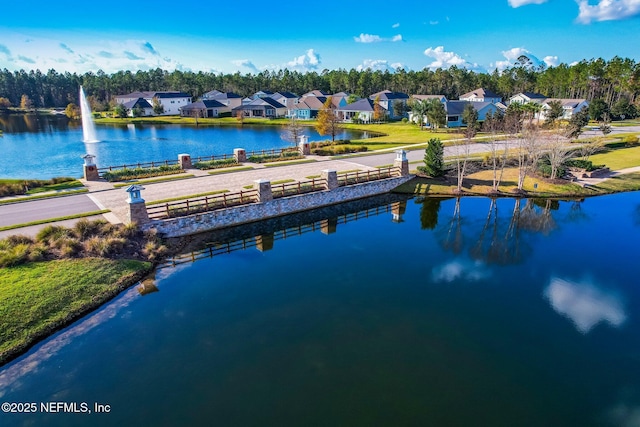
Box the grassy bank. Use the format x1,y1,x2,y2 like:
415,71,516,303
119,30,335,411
0,258,151,364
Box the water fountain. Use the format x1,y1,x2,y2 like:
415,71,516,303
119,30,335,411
79,86,99,143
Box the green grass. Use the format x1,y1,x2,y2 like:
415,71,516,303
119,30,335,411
588,146,640,170
26,179,84,194
0,210,110,232
341,122,463,146
263,159,317,168
591,172,640,192
113,174,195,188
208,166,254,175
95,116,294,127
147,189,230,205
0,188,89,205
0,258,151,363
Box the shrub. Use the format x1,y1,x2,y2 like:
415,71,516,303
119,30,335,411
193,158,240,170
102,164,184,182
36,225,70,243
0,243,31,267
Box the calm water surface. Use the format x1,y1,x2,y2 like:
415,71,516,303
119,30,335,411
0,114,368,179
1,192,640,426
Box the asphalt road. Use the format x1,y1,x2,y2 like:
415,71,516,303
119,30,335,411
0,194,101,227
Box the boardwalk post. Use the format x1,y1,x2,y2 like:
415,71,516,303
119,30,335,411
234,148,246,163
254,179,273,203
178,153,192,169
322,170,338,190
394,149,409,177
125,185,149,225
391,200,407,223
256,233,275,252
298,135,310,156
82,154,99,181
321,218,338,235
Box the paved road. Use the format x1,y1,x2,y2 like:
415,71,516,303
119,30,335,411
0,194,101,227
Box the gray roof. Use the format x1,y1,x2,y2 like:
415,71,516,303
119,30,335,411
444,101,495,116
518,92,547,99
370,90,409,100
122,98,152,109
180,100,226,111
460,88,500,99
232,97,286,110
116,91,190,99
272,91,298,99
204,91,242,100
338,98,382,112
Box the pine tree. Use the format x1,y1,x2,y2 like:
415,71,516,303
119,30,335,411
423,138,444,177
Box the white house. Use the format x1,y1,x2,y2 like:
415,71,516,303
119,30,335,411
369,90,410,120
337,98,385,123
540,98,590,120
115,91,192,116
459,88,502,104
271,92,299,110
508,92,547,105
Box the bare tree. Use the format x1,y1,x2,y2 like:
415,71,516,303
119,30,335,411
544,128,575,180
483,110,507,193
516,124,543,191
281,114,304,146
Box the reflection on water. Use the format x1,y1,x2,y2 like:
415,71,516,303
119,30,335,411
544,277,627,333
1,192,640,426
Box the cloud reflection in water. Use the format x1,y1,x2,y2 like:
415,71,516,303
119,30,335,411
544,277,626,334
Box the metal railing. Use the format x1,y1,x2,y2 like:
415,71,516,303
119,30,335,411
147,189,257,220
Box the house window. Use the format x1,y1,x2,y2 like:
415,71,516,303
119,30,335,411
266,108,274,116
448,115,458,122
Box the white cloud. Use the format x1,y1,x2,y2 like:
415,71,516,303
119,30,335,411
232,59,260,73
577,0,640,23
356,59,394,72
543,55,559,67
392,22,400,28
544,277,627,334
0,44,11,57
432,259,491,283
508,0,548,7
59,43,74,54
354,33,403,43
429,20,439,25
494,47,547,70
286,49,321,70
423,46,470,69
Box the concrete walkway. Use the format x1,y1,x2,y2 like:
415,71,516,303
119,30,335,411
574,166,640,187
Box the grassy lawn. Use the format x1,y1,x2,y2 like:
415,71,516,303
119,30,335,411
208,166,254,175
396,168,592,197
26,179,84,194
0,258,151,363
341,122,463,147
592,172,640,192
588,146,640,170
112,174,195,188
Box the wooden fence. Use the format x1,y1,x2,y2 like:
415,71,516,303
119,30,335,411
272,178,326,199
337,166,398,186
146,189,258,220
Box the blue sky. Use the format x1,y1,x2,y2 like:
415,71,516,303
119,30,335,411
0,0,638,75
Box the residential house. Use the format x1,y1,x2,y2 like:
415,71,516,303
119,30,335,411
369,90,410,120
122,98,153,117
232,97,286,118
540,98,589,120
444,101,503,128
337,98,386,123
303,90,331,97
509,92,547,105
271,92,299,110
115,91,191,116
331,92,358,108
289,96,328,120
459,88,502,104
252,90,274,99
179,100,230,118
202,91,243,109
411,94,448,103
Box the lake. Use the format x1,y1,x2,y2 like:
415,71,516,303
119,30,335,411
1,192,640,426
0,114,369,180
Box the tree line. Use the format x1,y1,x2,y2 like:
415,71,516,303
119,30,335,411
0,56,639,110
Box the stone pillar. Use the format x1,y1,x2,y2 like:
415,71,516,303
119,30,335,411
125,185,149,225
394,149,409,177
391,201,407,223
322,170,338,190
298,135,310,156
178,153,192,169
234,148,246,163
82,154,99,181
256,233,275,252
321,217,338,235
254,179,272,203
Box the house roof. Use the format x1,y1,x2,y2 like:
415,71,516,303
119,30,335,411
543,98,588,108
513,92,547,100
116,91,190,99
460,88,500,100
338,98,383,112
303,90,330,97
412,95,447,101
233,97,286,110
444,101,496,116
272,91,298,99
122,98,152,109
293,96,328,110
180,100,226,111
204,91,242,100
369,90,409,100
